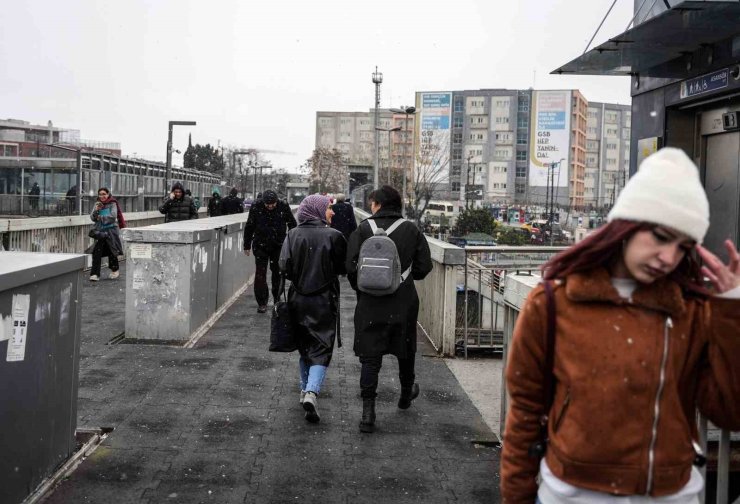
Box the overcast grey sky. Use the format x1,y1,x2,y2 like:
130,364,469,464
1,0,634,171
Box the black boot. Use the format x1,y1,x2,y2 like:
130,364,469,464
359,398,376,433
398,383,420,410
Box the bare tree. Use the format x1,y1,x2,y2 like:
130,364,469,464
408,129,450,226
306,147,348,194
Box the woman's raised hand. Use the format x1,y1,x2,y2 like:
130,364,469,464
697,240,740,293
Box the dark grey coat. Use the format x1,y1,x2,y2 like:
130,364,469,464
346,208,433,359
279,220,347,367
159,196,198,222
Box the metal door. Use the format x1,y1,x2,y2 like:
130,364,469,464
703,131,740,261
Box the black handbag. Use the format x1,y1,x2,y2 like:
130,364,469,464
269,273,296,353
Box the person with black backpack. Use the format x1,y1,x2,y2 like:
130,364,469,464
346,185,432,433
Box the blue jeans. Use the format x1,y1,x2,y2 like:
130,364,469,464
299,357,327,394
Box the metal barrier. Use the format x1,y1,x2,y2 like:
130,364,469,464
499,273,738,504
122,213,253,344
0,252,85,504
459,246,565,358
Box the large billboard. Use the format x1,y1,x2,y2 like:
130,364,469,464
416,92,452,181
529,91,571,188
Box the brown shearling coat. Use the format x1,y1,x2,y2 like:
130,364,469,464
501,268,740,503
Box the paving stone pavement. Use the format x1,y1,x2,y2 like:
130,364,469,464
46,264,501,503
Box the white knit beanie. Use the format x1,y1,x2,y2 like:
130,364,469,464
607,147,709,243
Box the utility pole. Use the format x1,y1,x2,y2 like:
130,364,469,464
165,120,196,194
465,154,473,209
372,67,383,189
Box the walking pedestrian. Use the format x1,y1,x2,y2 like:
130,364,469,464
501,148,740,503
207,191,223,217
279,194,347,423
346,185,433,433
159,182,198,222
243,189,297,313
28,182,40,210
330,193,357,241
221,187,244,215
88,187,126,281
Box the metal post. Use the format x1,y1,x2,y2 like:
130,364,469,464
477,265,483,347
372,67,383,189
463,256,469,360
253,164,257,197
165,123,173,195
76,150,83,215
387,129,392,185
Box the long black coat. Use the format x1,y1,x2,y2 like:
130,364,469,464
207,196,223,217
279,220,347,367
346,208,433,359
221,195,244,215
244,200,297,256
159,196,198,222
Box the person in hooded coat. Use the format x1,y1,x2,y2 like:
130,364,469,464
221,187,244,215
88,187,126,281
346,185,433,433
279,194,347,423
207,191,223,217
159,182,198,222
244,189,297,312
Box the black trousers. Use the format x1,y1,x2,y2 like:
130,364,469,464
91,240,119,276
359,354,416,399
254,248,281,306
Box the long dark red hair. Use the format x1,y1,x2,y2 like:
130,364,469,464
542,220,707,297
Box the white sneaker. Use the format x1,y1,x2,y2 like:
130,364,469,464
302,392,320,423
90,275,99,282
109,271,120,279
299,391,306,405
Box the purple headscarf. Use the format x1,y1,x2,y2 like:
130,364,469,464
297,194,331,224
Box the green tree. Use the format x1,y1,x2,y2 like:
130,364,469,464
183,133,196,168
184,140,224,174
495,226,528,245
453,208,498,236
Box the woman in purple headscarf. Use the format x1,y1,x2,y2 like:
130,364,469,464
279,194,347,423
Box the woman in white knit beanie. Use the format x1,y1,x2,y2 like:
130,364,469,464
501,148,740,503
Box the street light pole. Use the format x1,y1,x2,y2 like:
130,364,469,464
390,106,416,218
372,67,383,189
165,120,196,194
375,125,402,186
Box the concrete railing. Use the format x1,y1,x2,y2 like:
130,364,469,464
0,208,211,256
500,274,737,504
353,208,465,356
0,211,166,254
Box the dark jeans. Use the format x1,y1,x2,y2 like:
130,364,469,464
359,354,416,399
254,249,281,306
91,240,119,276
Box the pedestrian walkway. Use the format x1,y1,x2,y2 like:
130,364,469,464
46,265,501,503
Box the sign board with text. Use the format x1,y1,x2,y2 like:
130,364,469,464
680,68,729,100
529,91,571,187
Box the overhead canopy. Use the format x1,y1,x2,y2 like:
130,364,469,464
552,1,740,76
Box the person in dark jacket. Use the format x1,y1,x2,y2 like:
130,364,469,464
207,191,223,217
88,187,125,281
221,187,244,215
330,193,357,241
279,194,346,423
243,189,297,312
346,185,433,433
159,182,198,222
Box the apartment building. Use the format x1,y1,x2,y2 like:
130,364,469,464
417,89,596,208
584,102,632,209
